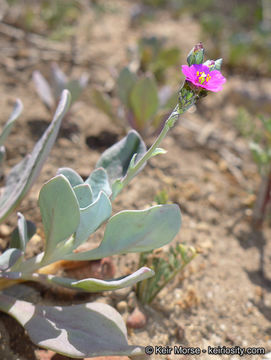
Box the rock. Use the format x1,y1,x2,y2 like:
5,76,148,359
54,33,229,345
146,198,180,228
196,222,209,232
35,349,55,360
0,224,11,237
31,233,42,245
176,326,185,341
116,300,128,313
126,307,147,329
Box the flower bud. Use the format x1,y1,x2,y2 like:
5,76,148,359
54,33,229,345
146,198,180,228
204,58,223,71
187,42,205,66
178,82,197,114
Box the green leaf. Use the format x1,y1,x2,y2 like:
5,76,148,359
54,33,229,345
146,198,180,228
149,147,167,157
116,67,137,107
91,88,116,120
0,294,144,358
0,99,23,147
127,153,137,171
73,184,93,208
96,130,146,185
0,90,71,224
85,168,112,201
154,47,180,69
56,167,84,187
204,58,223,71
74,191,112,247
36,267,154,292
10,212,36,251
66,204,181,261
66,78,87,105
130,76,159,132
111,179,123,200
38,175,80,262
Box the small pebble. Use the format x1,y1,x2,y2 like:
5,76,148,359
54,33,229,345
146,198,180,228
126,307,147,329
196,222,209,232
176,326,185,341
116,301,128,313
0,224,11,237
31,234,42,245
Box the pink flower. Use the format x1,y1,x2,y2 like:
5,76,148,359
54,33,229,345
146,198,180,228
181,64,226,92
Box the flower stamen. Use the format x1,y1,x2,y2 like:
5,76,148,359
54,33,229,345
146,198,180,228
181,64,226,92
197,71,206,84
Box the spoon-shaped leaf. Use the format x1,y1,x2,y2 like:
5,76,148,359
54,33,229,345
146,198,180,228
130,76,159,132
85,167,112,201
0,293,144,358
73,184,93,208
38,175,80,263
96,130,146,185
117,67,137,108
74,191,112,246
65,204,181,261
56,167,84,187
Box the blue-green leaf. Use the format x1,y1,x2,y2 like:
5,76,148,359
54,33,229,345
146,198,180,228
0,248,22,271
38,175,80,262
116,67,137,108
0,294,144,358
0,99,23,147
10,213,36,251
67,204,181,261
85,168,111,201
56,167,84,187
130,76,159,132
35,267,154,292
74,191,112,246
96,130,146,185
73,184,93,208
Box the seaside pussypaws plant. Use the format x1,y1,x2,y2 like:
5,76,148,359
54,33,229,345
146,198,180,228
0,90,70,224
0,44,226,358
92,67,176,136
33,63,89,112
129,35,181,83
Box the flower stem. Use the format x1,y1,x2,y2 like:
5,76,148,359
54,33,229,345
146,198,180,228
121,105,180,189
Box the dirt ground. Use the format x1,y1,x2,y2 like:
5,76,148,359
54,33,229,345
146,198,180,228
0,1,271,360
